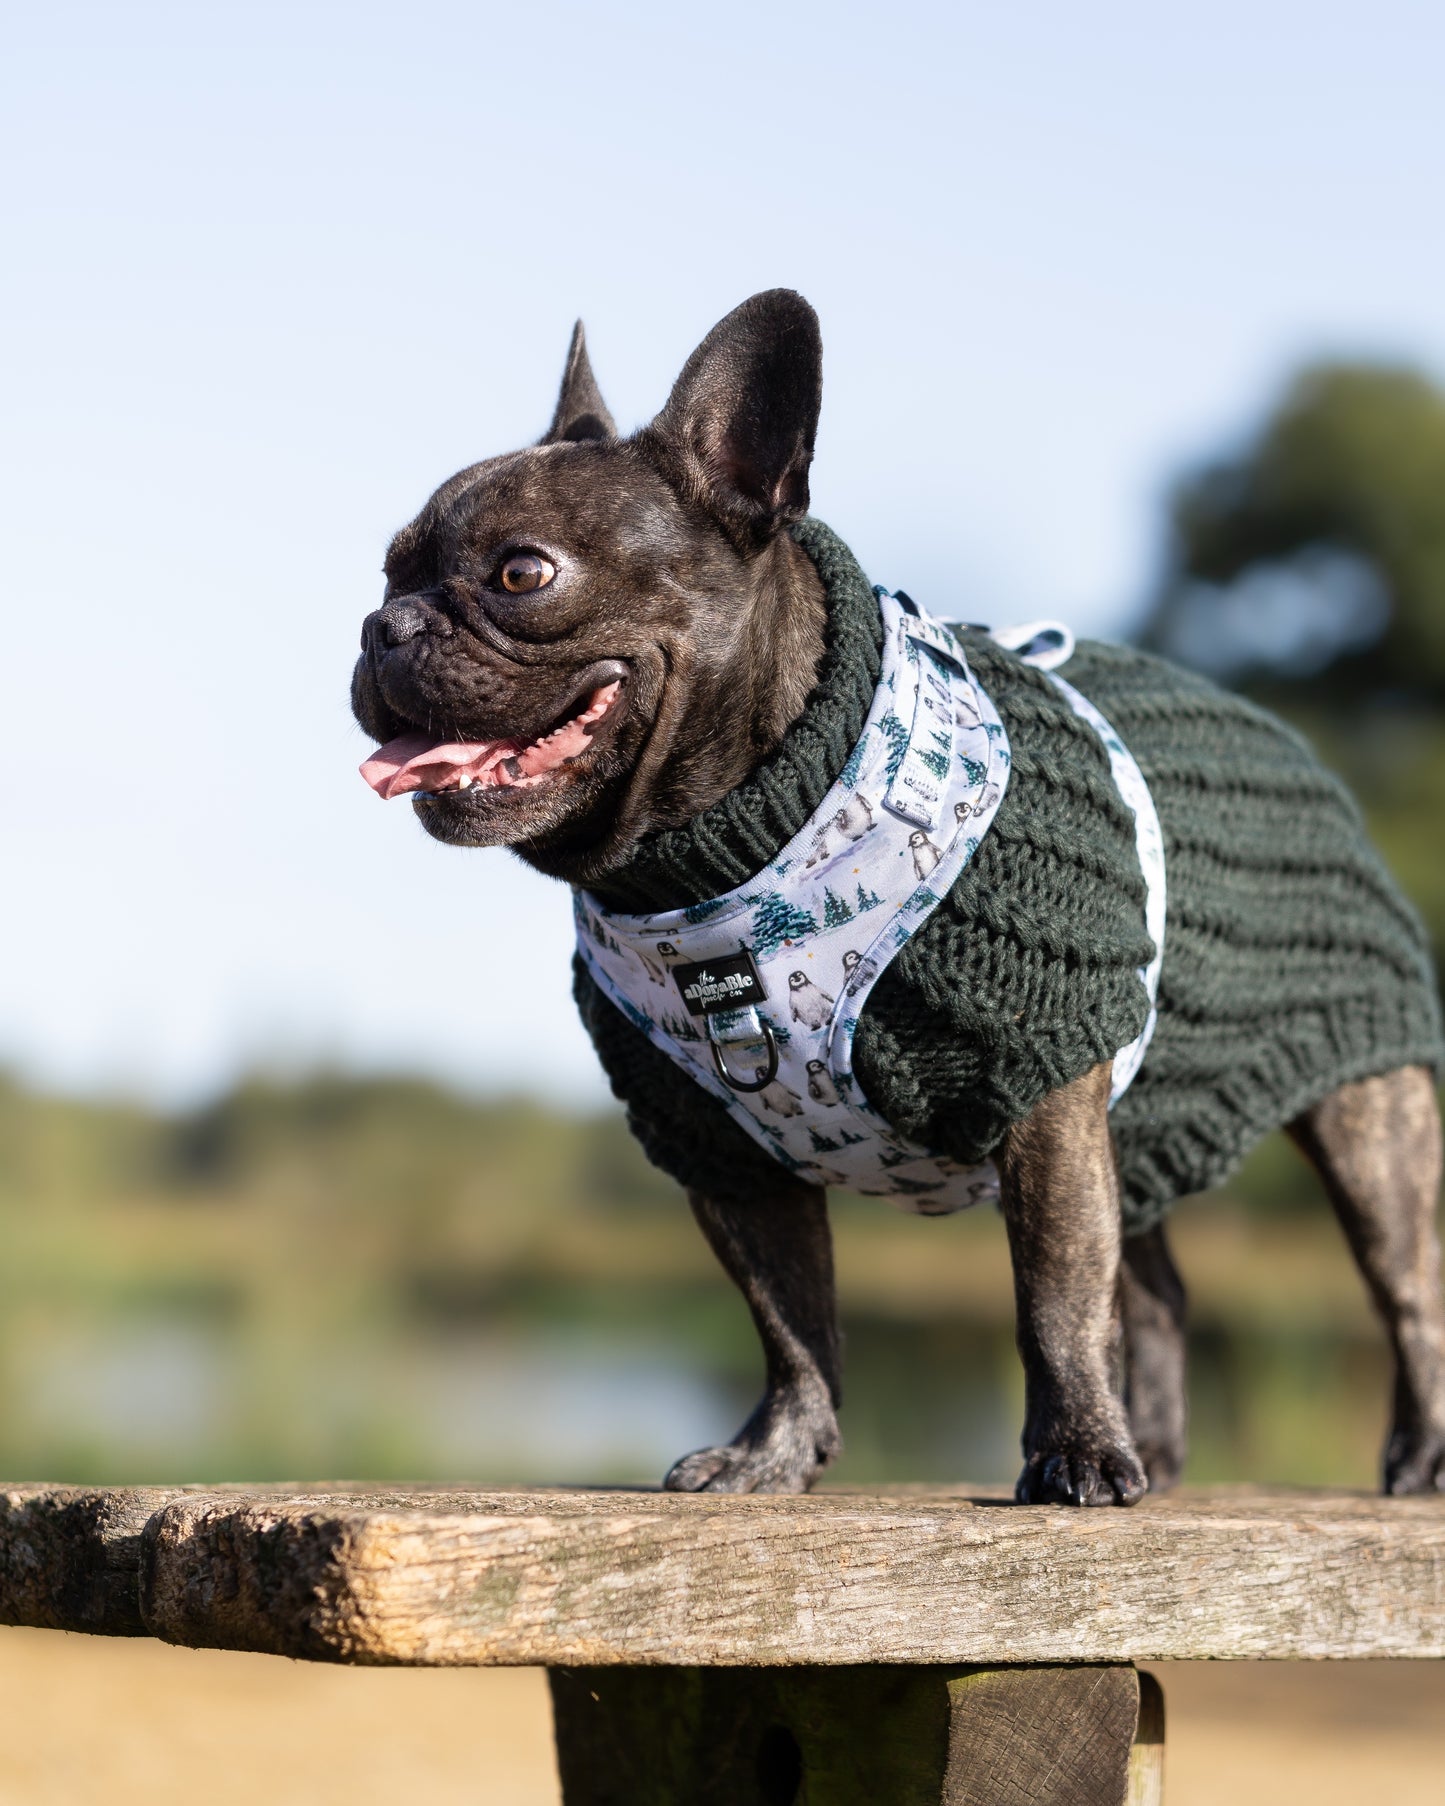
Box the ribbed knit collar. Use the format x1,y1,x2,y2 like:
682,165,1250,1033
587,517,885,913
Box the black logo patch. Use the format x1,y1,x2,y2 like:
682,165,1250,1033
672,950,768,1017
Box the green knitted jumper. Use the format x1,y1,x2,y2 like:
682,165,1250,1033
575,520,1443,1232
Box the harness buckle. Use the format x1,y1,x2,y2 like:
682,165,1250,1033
708,1019,779,1092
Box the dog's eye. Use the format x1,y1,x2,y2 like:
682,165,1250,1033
498,553,556,595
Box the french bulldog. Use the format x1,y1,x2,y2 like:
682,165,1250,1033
352,291,1445,1505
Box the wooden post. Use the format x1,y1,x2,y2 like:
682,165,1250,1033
1126,1671,1165,1806
548,1662,1159,1806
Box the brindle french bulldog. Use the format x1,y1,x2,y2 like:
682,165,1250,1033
352,291,1445,1505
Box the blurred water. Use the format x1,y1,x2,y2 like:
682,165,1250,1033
0,1308,1390,1490
410,1333,735,1476
20,1321,229,1457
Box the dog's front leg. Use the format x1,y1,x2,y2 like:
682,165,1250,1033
664,1180,841,1494
998,1060,1148,1506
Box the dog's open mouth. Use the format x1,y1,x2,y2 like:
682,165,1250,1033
359,679,623,802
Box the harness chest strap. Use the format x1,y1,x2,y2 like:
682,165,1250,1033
574,595,1165,1213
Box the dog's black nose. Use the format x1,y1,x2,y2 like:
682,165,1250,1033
374,597,430,647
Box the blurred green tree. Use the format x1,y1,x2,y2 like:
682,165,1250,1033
1141,362,1445,701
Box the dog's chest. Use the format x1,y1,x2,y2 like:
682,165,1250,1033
575,596,1163,1213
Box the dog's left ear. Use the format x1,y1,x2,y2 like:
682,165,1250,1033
640,289,822,552
542,321,617,444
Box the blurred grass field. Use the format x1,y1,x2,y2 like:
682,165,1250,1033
0,1067,1414,1490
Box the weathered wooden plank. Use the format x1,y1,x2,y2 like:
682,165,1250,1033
0,1486,189,1635
549,1663,1145,1806
119,1486,1445,1666
0,1484,550,1637
5,1484,1443,1665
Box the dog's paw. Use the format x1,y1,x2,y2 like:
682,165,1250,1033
1015,1439,1148,1507
663,1443,813,1494
663,1398,840,1495
1384,1426,1445,1495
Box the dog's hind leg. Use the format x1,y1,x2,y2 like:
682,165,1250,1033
1288,1064,1445,1494
663,1180,842,1495
1119,1223,1189,1492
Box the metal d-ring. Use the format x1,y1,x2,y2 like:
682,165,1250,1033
709,1020,779,1093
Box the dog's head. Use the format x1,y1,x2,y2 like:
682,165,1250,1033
352,291,827,885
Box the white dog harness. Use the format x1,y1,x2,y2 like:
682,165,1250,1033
574,591,1166,1212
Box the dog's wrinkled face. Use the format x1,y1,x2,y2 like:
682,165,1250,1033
353,443,717,864
352,291,828,886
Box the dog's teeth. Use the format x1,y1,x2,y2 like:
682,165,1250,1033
457,774,472,790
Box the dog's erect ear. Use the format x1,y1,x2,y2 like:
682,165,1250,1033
542,321,617,444
639,290,822,551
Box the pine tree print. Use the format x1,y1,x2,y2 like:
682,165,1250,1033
618,994,654,1034
750,891,818,958
918,745,949,779
878,710,910,781
855,881,884,913
959,755,986,786
809,1128,844,1154
839,731,871,790
683,896,730,923
822,887,854,928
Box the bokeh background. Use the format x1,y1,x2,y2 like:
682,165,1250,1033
2,3,1444,1800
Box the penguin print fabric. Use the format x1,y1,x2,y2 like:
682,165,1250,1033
574,591,1019,1212
573,593,1164,1213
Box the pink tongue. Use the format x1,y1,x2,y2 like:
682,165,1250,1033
359,733,518,800
359,682,619,800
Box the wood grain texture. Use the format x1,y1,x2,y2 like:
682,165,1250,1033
0,1484,508,1639
550,1662,1144,1805
550,1664,954,1805
942,1665,1139,1806
4,1484,1444,1666
1125,1671,1165,1806
0,1486,189,1635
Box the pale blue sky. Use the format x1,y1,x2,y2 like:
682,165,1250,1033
3,1,1442,1104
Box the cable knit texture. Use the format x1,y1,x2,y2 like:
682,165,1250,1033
575,519,1443,1232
